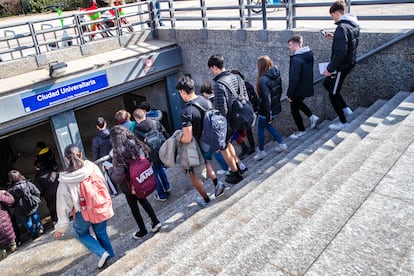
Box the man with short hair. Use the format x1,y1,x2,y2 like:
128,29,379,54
287,35,320,138
323,0,360,130
176,76,225,208
207,54,247,184
132,108,171,202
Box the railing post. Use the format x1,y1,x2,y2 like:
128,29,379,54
114,7,123,36
28,22,41,55
200,0,207,29
292,0,296,29
262,0,267,30
286,0,293,30
74,14,87,45
239,0,245,29
246,0,252,28
169,0,176,29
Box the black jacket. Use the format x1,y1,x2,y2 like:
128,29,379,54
257,66,283,122
92,129,112,161
287,46,315,98
327,14,360,73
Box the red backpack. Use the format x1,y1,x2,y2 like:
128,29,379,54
127,157,157,199
79,166,114,224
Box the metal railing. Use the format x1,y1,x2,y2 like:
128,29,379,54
0,0,413,62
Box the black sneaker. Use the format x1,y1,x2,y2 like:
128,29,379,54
225,171,243,184
132,229,148,240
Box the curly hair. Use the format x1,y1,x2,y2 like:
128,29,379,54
109,125,150,167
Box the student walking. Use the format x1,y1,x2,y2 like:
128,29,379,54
254,55,287,161
207,54,248,184
176,76,226,207
7,170,44,240
287,35,320,138
0,190,16,260
132,108,171,202
54,144,115,269
109,125,162,239
323,0,360,130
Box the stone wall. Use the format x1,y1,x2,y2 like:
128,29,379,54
157,28,414,135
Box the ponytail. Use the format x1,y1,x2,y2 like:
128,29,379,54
64,144,84,173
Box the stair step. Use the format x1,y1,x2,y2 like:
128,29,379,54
216,92,414,274
102,92,406,272
164,94,405,275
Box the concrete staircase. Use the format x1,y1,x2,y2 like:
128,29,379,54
0,92,413,275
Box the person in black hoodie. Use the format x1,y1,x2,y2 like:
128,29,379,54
253,55,288,162
132,108,171,202
287,35,320,139
92,116,112,162
323,0,360,131
34,160,59,224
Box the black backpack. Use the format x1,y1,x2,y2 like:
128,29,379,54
134,120,166,152
217,78,256,131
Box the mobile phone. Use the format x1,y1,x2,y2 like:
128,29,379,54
320,30,327,36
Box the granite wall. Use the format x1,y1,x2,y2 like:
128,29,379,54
157,28,414,135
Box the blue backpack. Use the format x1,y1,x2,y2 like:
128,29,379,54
192,101,227,152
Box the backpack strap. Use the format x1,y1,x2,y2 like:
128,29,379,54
217,75,243,100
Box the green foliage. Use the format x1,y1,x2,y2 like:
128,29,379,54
28,0,80,13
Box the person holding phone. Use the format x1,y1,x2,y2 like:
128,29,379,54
322,0,360,131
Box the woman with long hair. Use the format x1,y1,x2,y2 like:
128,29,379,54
254,55,287,161
109,125,162,239
7,169,44,239
54,144,114,269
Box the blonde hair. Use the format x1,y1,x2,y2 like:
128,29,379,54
114,109,131,124
256,55,273,94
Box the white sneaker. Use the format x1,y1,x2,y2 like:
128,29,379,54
329,122,349,131
290,131,306,139
254,150,267,161
343,107,353,116
275,143,288,152
98,252,110,269
309,114,320,129
216,169,226,175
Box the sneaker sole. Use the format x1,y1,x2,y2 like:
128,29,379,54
152,223,162,233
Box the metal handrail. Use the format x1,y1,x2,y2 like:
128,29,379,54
313,28,414,85
0,0,413,62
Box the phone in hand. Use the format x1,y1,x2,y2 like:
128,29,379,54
320,29,327,36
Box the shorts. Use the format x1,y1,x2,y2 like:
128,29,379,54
200,141,213,161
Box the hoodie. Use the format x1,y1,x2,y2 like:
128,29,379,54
287,46,315,98
327,13,360,73
257,66,283,121
92,129,112,161
55,160,102,233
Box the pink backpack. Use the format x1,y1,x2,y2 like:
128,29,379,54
128,157,156,199
79,166,114,223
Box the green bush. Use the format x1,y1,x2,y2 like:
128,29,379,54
28,0,81,13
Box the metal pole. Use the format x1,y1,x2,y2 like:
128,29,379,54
200,0,207,29
262,0,267,30
239,0,245,29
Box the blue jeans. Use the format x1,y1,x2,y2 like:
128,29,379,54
153,166,170,199
214,150,228,171
19,211,41,237
72,212,114,258
257,115,283,151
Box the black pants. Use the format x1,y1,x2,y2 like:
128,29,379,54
323,70,350,123
290,97,312,132
124,193,159,232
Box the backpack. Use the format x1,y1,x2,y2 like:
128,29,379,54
127,157,157,199
79,167,114,224
134,120,166,152
218,78,255,131
192,101,227,152
15,181,41,216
